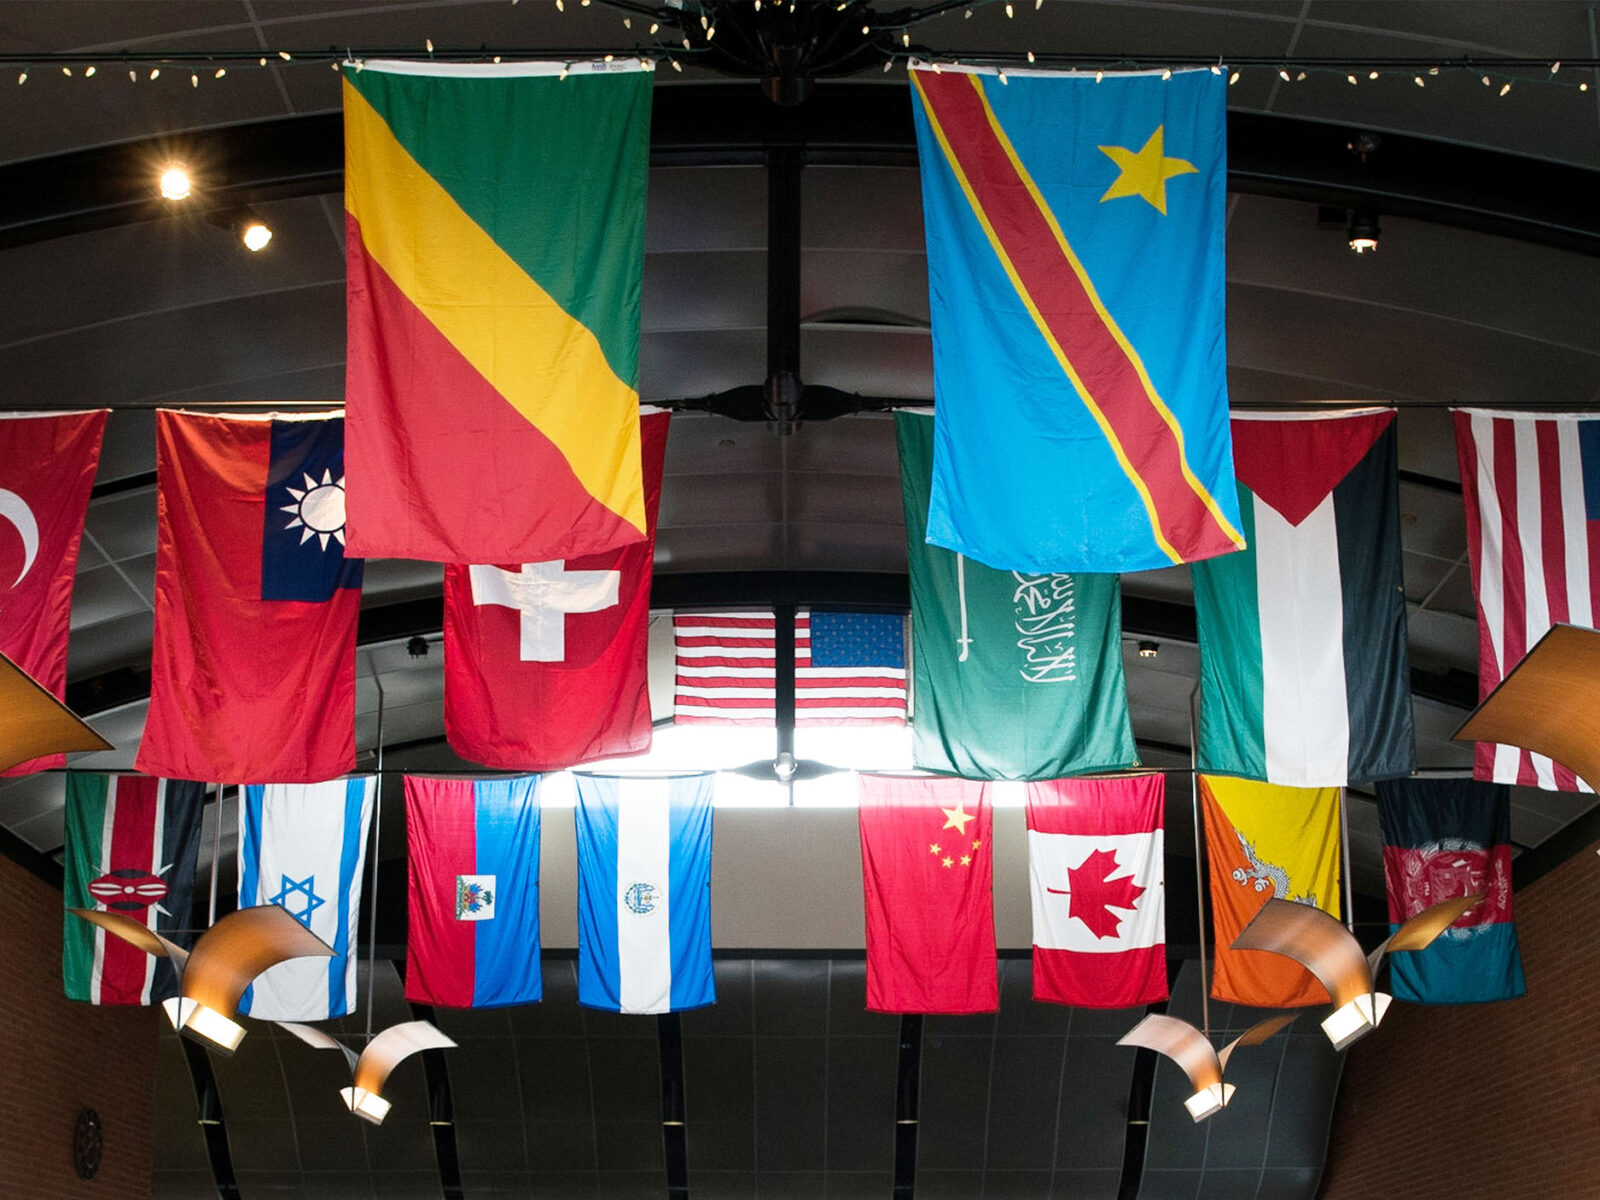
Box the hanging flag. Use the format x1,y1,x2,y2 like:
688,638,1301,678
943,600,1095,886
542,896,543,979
858,774,996,1014
404,775,543,1009
444,410,668,770
1194,409,1414,786
1375,777,1524,1004
1026,775,1167,1008
343,59,652,564
1454,409,1600,792
136,411,362,784
908,64,1241,573
236,778,375,1021
1201,775,1342,1007
896,410,1136,779
672,611,907,725
0,410,107,775
62,773,205,1005
573,773,715,1014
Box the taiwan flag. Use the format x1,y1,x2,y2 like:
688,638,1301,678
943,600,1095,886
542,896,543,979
137,411,363,784
62,773,205,1005
0,410,107,775
574,773,715,1014
1026,775,1167,1008
858,774,996,1014
1376,777,1524,1004
443,409,669,770
404,775,543,1009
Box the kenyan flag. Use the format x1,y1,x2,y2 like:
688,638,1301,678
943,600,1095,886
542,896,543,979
62,774,205,1004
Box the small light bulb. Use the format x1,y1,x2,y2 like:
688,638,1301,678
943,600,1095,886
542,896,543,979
128,69,137,81
649,22,659,33
901,30,910,46
559,67,568,80
1296,71,1306,80
278,51,291,61
998,70,1008,84
259,57,267,66
623,16,631,27
61,66,72,77
242,222,272,252
15,71,25,85
1026,50,1035,62
861,23,870,34
1499,81,1511,96
1582,81,1590,92
670,59,682,72
215,67,226,78
1210,64,1221,75
191,72,198,87
705,24,715,38
425,38,433,52
1161,68,1172,80
150,67,160,80
86,65,97,77
1347,74,1358,85
159,167,191,200
1228,71,1240,85
1551,61,1561,73
1414,75,1424,87
1278,69,1289,81
604,53,614,61
1005,2,1013,16
1095,70,1103,83
1369,69,1379,79
1481,74,1491,86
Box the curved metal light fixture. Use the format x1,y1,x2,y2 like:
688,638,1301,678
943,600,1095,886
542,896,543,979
0,649,111,771
70,905,335,1055
280,1020,457,1124
1231,893,1482,1050
1119,1012,1296,1121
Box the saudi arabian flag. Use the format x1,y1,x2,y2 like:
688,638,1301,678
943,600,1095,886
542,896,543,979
1194,409,1414,787
896,410,1137,779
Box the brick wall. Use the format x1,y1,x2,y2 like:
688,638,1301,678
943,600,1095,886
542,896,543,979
0,854,157,1198
1321,839,1600,1199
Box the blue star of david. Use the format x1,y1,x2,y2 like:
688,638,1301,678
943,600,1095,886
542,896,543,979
267,874,325,928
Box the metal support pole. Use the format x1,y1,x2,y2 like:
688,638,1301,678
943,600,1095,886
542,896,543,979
366,662,386,1042
206,785,224,927
1339,786,1355,934
1189,687,1211,1037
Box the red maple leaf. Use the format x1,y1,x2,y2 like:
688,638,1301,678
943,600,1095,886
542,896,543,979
1063,848,1145,940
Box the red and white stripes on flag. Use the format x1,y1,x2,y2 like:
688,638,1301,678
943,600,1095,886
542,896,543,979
1454,409,1599,792
673,611,907,725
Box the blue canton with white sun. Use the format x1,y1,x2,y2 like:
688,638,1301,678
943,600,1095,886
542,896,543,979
260,418,364,602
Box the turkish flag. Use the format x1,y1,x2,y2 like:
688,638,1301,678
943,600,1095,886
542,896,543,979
443,409,669,770
0,411,107,775
1026,775,1168,1008
858,773,996,1014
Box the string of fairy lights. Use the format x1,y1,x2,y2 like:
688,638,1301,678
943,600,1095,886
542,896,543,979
0,0,1594,95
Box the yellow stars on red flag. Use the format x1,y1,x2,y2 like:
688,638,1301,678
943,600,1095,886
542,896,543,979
1097,125,1197,215
941,802,976,836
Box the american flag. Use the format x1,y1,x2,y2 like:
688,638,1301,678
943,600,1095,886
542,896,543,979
1455,409,1598,792
673,610,907,725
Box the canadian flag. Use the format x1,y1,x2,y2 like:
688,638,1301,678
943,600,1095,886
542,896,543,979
1026,775,1168,1008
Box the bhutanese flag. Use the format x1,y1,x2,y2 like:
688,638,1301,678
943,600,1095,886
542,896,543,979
1194,410,1415,786
343,59,652,564
1200,775,1342,1008
909,64,1241,574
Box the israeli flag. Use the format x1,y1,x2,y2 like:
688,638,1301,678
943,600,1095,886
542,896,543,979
574,773,715,1014
236,778,375,1020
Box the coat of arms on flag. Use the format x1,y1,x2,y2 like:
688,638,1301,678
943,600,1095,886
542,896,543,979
455,876,496,921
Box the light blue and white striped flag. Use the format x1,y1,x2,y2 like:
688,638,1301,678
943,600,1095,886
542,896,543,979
236,778,375,1020
574,773,715,1014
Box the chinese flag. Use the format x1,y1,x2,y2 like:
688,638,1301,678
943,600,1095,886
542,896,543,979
0,410,106,774
137,411,362,783
442,409,668,770
858,773,996,1014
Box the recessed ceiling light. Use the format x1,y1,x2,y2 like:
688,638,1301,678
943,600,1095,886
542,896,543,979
158,166,191,200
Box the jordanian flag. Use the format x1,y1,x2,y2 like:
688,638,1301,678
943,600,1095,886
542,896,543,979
1194,409,1414,786
344,60,652,565
62,774,205,1005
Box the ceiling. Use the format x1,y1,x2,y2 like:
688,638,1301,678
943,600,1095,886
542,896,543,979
1,2,1598,1197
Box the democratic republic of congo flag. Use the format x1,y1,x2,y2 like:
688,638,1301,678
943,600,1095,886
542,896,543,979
910,65,1242,574
343,59,652,565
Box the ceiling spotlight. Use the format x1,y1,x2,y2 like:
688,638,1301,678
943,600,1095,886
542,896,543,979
158,166,192,200
1137,640,1159,659
241,221,272,252
1347,209,1381,254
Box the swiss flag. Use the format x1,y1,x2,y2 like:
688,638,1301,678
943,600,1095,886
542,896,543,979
442,409,669,770
1026,775,1168,1007
0,410,107,774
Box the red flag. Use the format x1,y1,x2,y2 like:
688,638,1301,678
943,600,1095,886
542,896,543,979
136,411,362,783
442,410,668,770
0,410,106,774
858,773,996,1014
1026,776,1167,1007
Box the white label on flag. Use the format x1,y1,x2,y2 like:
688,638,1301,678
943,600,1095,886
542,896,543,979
616,779,673,1014
455,874,497,921
1028,830,1163,954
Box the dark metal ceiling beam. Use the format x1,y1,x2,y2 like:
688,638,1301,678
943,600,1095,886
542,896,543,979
1,83,1596,253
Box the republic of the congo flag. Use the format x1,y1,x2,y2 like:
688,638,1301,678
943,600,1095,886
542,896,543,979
343,59,652,564
910,64,1242,574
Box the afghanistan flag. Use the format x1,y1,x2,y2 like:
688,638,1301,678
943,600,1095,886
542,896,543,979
1201,775,1342,1008
62,774,205,1005
858,773,996,1014
344,59,652,564
1195,409,1413,787
1026,775,1167,1008
1375,777,1524,1004
909,65,1241,573
405,775,543,1009
574,773,715,1014
897,410,1136,779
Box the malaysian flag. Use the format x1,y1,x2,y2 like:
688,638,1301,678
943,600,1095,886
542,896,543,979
1455,409,1599,792
673,611,907,725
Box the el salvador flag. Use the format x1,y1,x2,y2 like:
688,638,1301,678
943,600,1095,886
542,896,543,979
574,773,715,1014
236,778,375,1021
